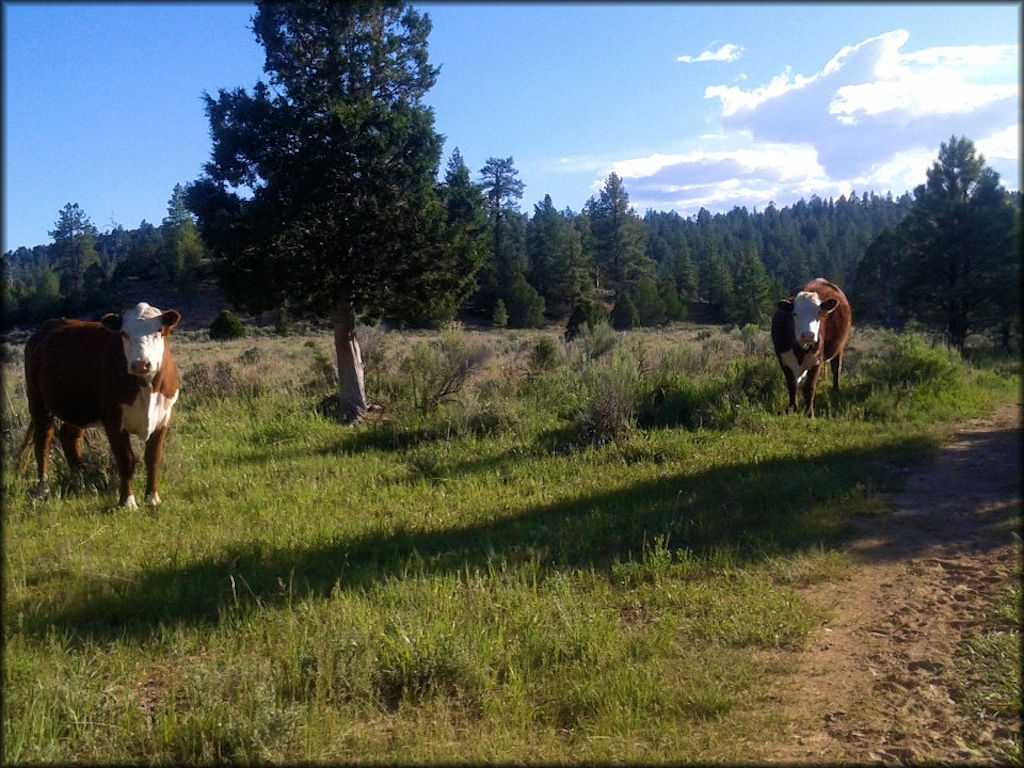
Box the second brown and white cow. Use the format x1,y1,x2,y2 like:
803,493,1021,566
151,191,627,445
771,278,851,418
24,302,182,508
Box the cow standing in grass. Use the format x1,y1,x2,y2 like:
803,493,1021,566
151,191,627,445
771,278,851,418
24,302,182,508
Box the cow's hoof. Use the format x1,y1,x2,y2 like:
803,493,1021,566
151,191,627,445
122,494,139,510
30,482,51,502
145,492,161,506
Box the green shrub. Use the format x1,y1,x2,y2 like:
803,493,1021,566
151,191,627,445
530,335,559,371
569,321,617,362
611,294,638,330
564,297,607,341
492,299,509,329
209,310,247,340
575,345,641,444
273,308,294,336
401,324,491,412
304,344,338,394
862,331,958,387
637,374,729,431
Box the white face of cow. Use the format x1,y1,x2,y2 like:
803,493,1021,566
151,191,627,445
103,303,181,380
786,291,838,350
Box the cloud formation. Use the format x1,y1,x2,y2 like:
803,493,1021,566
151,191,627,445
677,43,743,64
614,31,1019,216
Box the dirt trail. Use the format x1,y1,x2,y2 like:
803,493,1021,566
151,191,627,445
766,401,1022,764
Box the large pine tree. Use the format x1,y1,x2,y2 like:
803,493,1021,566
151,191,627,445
187,1,482,421
891,136,1019,350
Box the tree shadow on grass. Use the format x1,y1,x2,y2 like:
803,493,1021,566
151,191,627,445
21,433,1016,645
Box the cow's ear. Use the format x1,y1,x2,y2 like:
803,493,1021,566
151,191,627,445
778,299,794,312
161,310,181,334
820,298,838,314
101,313,122,332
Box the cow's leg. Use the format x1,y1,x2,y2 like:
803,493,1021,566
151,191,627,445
802,364,821,418
58,422,87,494
830,353,843,392
59,422,85,468
30,416,55,499
104,422,137,509
778,361,798,413
143,425,169,506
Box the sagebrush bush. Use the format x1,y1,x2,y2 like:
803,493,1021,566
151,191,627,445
567,321,617,363
400,324,491,412
637,374,728,430
303,343,338,394
861,331,958,387
181,360,264,408
721,356,780,410
575,345,641,444
530,336,559,371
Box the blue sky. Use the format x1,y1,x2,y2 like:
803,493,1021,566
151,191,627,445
3,2,1019,253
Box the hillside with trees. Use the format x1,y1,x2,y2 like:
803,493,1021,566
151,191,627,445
5,144,1019,351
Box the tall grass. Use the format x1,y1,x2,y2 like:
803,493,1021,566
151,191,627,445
2,321,1018,763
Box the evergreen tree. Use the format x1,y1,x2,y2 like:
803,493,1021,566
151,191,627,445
505,273,546,328
434,148,489,323
852,227,903,328
610,292,638,330
479,158,526,284
633,274,666,326
730,246,773,325
657,267,685,321
704,245,735,322
187,1,481,421
491,298,508,329
49,202,99,306
162,184,204,285
892,136,1019,350
526,196,588,318
589,173,648,293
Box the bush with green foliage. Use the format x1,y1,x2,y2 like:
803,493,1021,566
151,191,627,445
861,331,958,388
400,324,492,412
564,298,608,341
273,308,294,336
530,335,559,371
611,294,638,330
633,275,666,327
492,299,508,329
575,344,641,444
209,309,247,340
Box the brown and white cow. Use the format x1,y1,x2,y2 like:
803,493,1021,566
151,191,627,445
771,278,851,418
24,302,181,508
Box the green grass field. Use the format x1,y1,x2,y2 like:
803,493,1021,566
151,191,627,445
2,322,1018,763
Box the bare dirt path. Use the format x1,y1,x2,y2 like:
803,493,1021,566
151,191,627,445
766,401,1021,764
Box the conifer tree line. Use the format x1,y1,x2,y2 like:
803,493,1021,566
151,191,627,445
6,149,1017,352
3,186,205,325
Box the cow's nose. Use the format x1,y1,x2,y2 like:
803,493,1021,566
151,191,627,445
131,360,152,375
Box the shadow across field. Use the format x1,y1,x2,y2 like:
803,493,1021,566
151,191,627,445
23,433,1017,644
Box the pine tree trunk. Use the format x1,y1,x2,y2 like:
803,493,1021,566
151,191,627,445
332,301,367,423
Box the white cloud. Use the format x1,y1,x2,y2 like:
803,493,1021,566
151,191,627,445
708,30,1019,180
977,124,1020,160
597,30,1019,216
677,43,743,64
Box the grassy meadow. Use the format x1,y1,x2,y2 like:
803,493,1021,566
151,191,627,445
2,320,1019,763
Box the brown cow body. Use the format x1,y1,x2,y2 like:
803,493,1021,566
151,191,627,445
24,303,181,508
771,278,851,418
